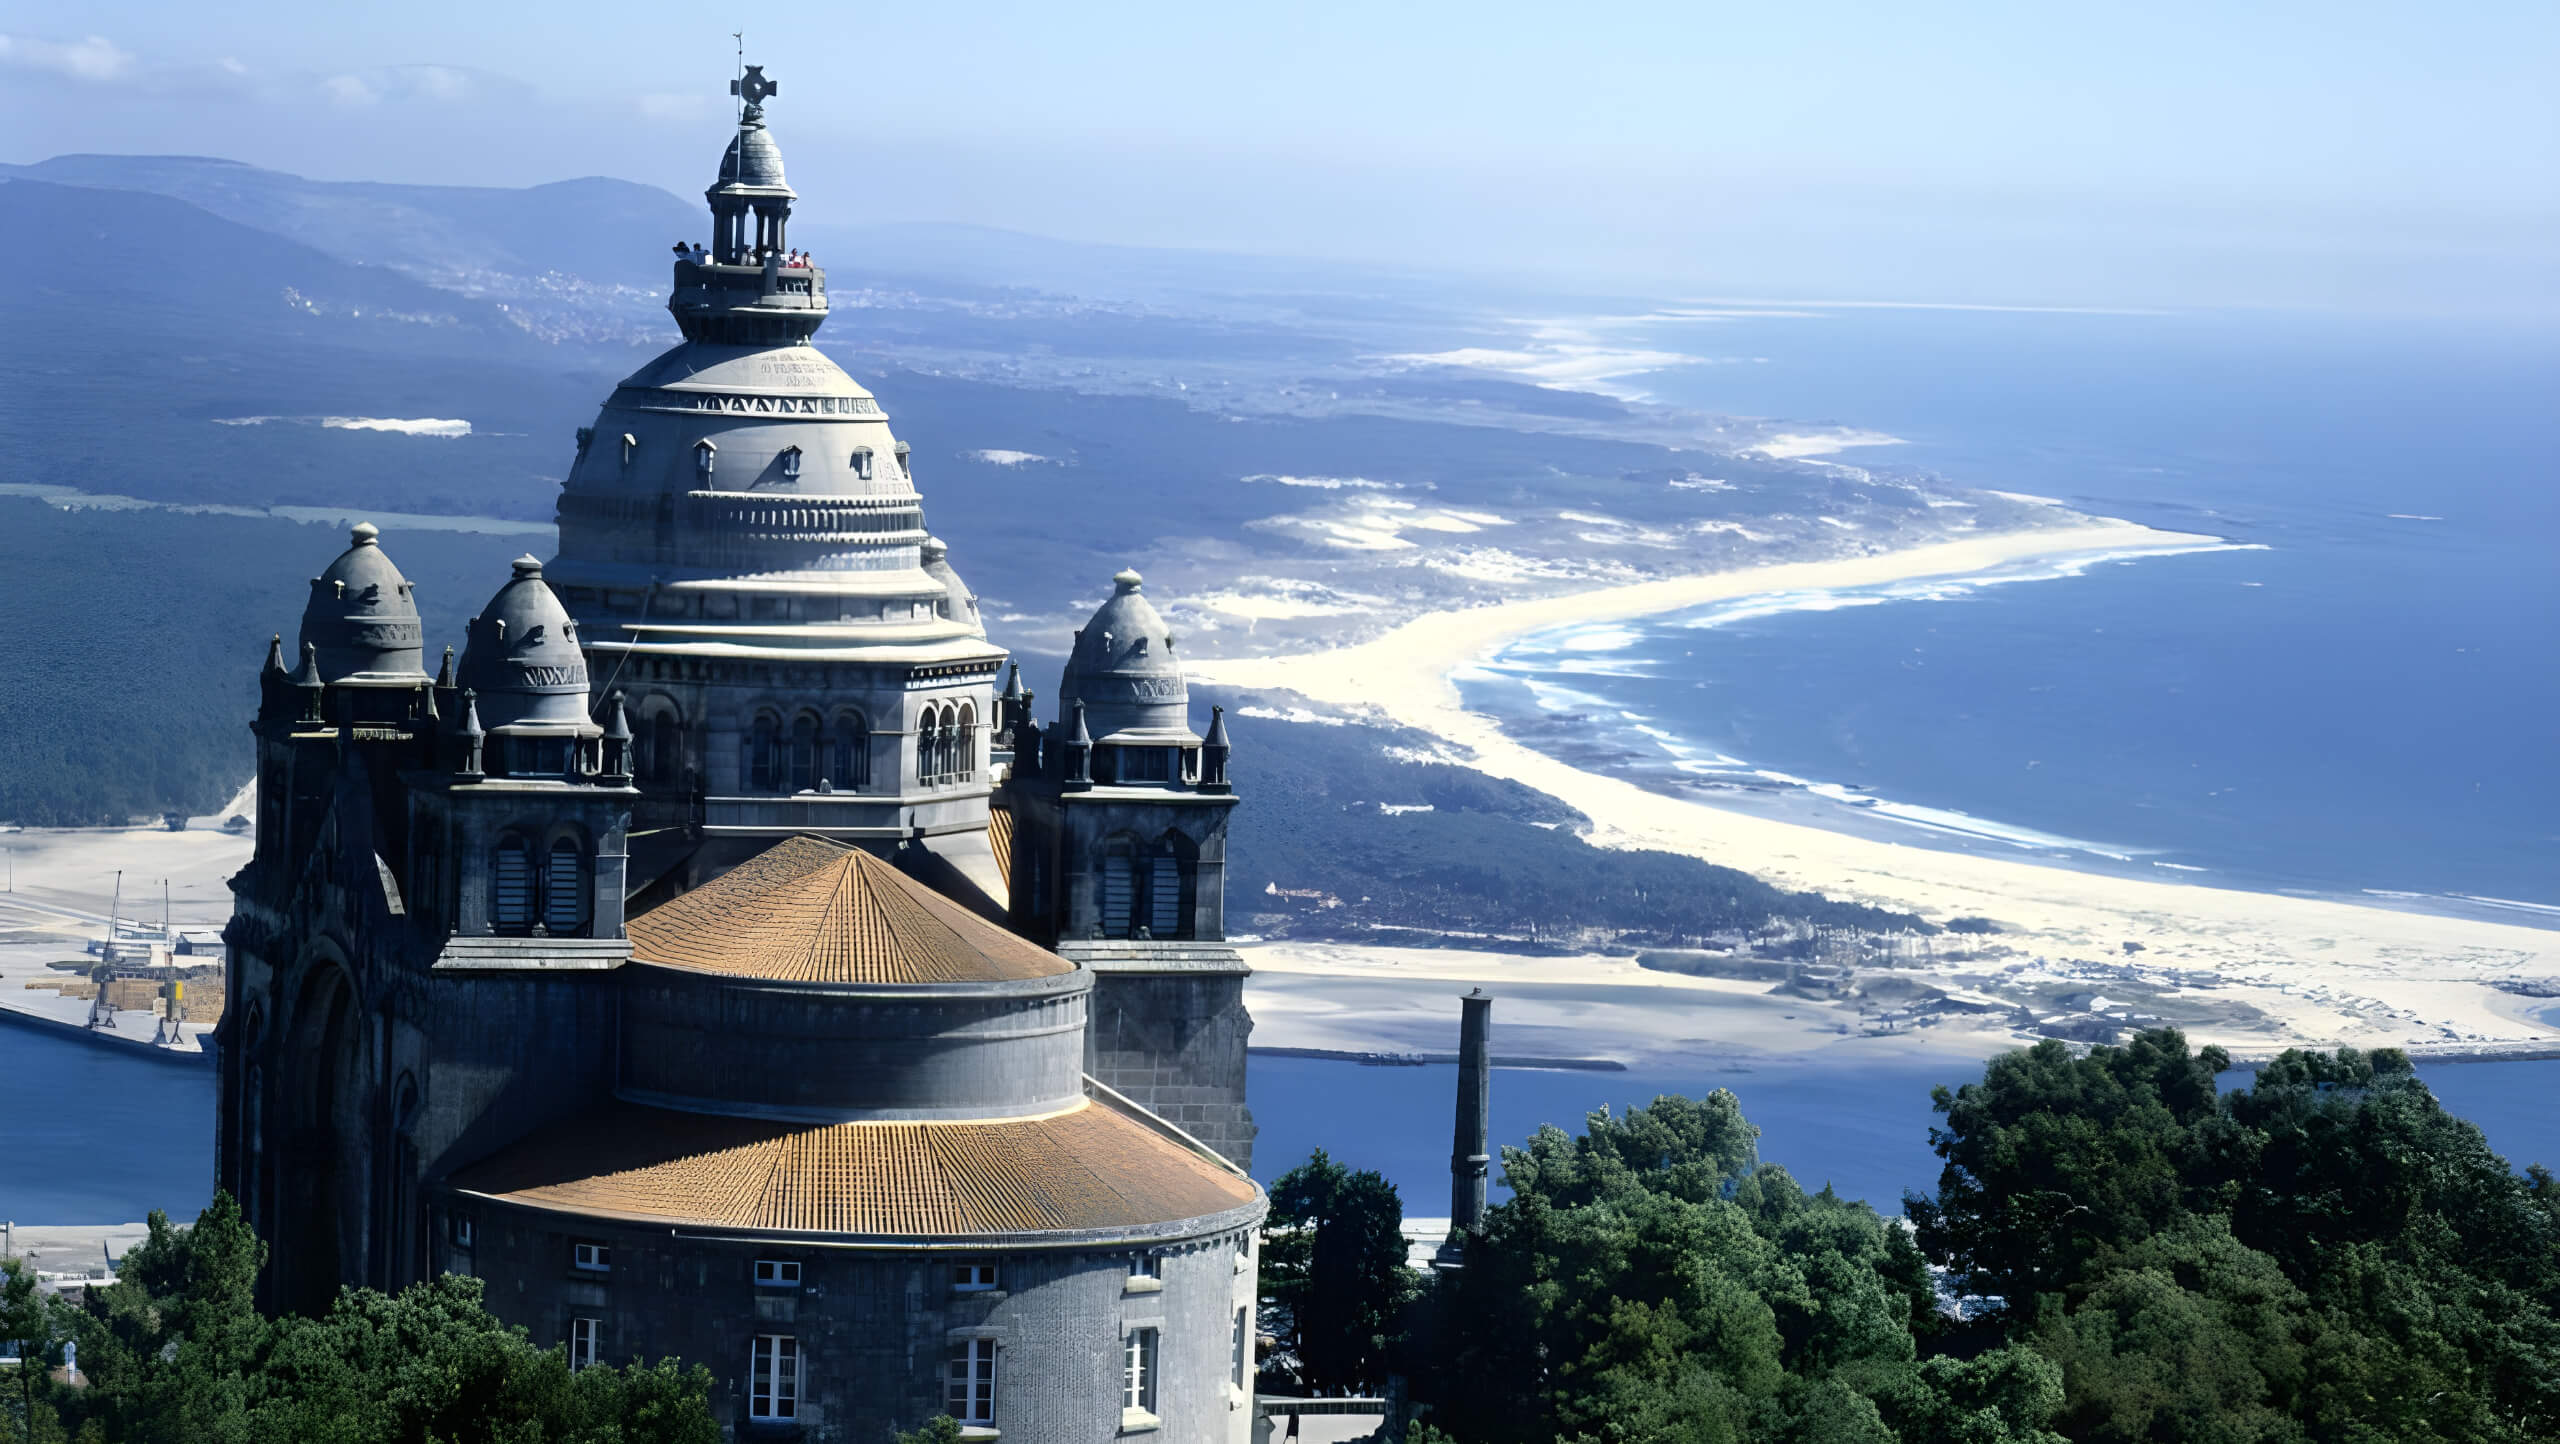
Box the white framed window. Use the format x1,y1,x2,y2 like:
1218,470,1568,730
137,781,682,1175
1122,1327,1158,1416
947,1337,995,1425
1232,1307,1249,1388
952,1263,998,1293
694,438,717,481
850,446,874,481
1129,1253,1161,1280
572,1242,611,1273
569,1316,601,1371
749,1334,799,1421
895,442,912,479
754,1259,801,1288
448,1214,474,1249
779,445,803,480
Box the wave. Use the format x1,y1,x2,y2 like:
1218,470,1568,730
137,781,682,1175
1464,540,2277,872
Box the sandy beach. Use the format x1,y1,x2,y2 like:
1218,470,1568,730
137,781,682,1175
1194,522,2560,1058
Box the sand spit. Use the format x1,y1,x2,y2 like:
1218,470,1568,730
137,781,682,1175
1195,524,2559,1057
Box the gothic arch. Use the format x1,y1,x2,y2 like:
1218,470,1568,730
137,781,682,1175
276,953,371,1317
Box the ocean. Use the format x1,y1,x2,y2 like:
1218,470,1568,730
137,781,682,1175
1245,1053,2560,1215
1467,304,2560,909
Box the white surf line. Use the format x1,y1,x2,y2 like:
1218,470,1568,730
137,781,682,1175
1189,522,2559,995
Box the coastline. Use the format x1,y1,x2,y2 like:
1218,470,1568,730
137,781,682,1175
1195,521,2560,1057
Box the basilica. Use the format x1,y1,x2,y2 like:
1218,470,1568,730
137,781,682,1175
219,70,1261,1443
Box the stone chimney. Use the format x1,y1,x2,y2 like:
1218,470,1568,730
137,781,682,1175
1434,989,1493,1269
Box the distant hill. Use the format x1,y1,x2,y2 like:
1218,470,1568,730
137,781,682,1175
0,155,697,295
0,178,618,519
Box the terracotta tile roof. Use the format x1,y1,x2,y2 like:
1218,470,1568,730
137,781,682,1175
988,803,1014,883
446,1097,1256,1237
626,835,1070,984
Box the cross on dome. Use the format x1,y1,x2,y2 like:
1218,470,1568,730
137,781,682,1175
731,64,778,110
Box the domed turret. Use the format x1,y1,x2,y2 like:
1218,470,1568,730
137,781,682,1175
920,537,983,635
458,557,597,736
717,120,788,192
1059,569,1194,742
299,523,426,683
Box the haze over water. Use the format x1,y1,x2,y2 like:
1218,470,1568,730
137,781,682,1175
1472,306,2560,909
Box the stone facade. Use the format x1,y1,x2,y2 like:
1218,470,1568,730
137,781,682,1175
219,69,1266,1444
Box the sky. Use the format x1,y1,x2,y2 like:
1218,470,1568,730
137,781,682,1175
3,0,2553,313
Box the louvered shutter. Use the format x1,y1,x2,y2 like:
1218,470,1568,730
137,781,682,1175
1101,855,1135,936
493,839,532,931
1148,854,1183,938
544,839,584,935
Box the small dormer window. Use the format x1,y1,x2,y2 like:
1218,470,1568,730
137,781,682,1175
895,442,912,480
850,447,874,481
694,439,717,481
620,433,638,467
778,446,802,480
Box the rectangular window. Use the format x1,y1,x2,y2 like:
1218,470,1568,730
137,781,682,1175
569,1316,601,1371
1120,747,1171,783
749,1335,799,1421
754,1259,801,1288
572,1242,611,1273
952,1263,998,1293
449,1214,474,1249
1129,1253,1161,1280
1232,1308,1249,1388
947,1337,996,1424
1123,1327,1158,1415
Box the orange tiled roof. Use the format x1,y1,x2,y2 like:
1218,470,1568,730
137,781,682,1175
626,835,1070,984
446,1097,1256,1236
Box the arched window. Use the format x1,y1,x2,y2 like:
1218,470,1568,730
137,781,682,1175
850,446,874,482
832,713,870,790
544,837,587,936
1100,836,1137,938
955,704,977,782
649,710,681,785
493,835,533,934
749,713,783,791
694,439,718,482
790,714,819,792
778,445,803,481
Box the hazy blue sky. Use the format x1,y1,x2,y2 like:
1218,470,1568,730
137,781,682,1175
4,1,2552,312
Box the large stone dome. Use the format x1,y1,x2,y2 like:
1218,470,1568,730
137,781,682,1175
299,523,426,683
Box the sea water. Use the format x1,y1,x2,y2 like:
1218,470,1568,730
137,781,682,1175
1246,1054,2560,1215
0,1024,213,1223
1467,304,2560,909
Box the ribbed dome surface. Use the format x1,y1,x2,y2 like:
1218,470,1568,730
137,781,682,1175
457,557,592,731
299,523,426,681
447,1096,1254,1237
629,835,1072,984
1059,569,1192,738
717,123,789,190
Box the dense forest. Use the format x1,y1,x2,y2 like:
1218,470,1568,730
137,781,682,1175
1214,696,1922,943
1275,1031,2559,1443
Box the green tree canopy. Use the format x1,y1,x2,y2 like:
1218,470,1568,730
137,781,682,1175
1262,1149,1421,1396
15,1192,721,1444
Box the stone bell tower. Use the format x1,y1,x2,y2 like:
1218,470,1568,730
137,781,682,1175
997,569,1254,1168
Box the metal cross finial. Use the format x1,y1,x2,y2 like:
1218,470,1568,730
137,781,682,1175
731,65,778,107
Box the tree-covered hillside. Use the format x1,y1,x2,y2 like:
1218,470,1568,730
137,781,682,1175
1211,695,1922,943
